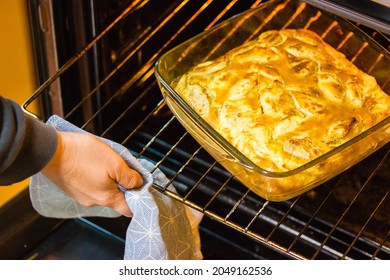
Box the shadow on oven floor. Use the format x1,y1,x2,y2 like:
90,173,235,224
23,216,287,260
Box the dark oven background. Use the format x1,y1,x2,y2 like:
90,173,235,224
0,0,388,260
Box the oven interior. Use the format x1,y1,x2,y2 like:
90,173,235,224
1,0,389,260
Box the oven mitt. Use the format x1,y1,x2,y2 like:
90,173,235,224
29,115,203,260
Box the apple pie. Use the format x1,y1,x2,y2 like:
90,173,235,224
174,29,390,173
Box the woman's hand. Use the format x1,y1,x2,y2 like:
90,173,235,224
41,131,144,217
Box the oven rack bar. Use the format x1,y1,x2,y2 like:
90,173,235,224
133,124,390,260
22,0,149,120
23,0,390,260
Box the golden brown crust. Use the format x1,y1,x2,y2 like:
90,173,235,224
175,29,390,172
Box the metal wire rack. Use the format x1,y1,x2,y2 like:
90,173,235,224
23,0,390,259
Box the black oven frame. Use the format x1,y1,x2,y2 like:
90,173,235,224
2,0,389,260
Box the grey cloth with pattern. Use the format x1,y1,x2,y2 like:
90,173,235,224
29,115,202,260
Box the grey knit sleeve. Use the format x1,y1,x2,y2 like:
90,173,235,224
0,96,58,185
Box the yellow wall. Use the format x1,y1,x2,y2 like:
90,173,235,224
0,1,38,205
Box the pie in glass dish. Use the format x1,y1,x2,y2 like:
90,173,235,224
174,29,390,173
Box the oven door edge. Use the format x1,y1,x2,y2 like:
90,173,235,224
0,188,63,259
303,0,390,35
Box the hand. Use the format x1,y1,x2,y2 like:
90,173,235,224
41,131,144,217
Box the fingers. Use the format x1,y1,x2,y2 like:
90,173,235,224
109,156,144,190
120,167,144,189
107,157,143,217
108,191,133,217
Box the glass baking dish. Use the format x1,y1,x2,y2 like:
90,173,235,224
154,0,390,201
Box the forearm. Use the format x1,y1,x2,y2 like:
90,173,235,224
0,96,58,185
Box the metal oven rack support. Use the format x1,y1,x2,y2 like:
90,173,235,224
23,0,390,260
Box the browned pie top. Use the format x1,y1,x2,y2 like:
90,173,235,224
174,29,390,171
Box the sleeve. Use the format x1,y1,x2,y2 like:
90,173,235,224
0,96,58,185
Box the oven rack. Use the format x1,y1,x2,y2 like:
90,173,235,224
23,0,390,259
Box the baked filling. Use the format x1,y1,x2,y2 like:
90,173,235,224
174,29,390,172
